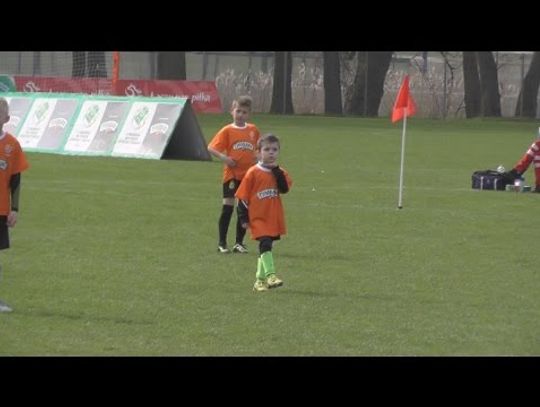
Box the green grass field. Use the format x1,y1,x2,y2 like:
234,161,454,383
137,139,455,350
1,114,539,355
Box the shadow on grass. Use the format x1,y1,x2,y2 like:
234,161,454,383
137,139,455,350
280,252,354,261
18,309,154,326
277,289,396,302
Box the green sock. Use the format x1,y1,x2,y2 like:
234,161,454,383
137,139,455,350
256,257,265,281
260,251,275,278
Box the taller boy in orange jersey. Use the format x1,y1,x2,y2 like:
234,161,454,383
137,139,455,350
235,133,292,292
0,97,30,313
208,96,260,254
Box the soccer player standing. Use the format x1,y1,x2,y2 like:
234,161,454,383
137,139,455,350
207,95,260,254
0,97,30,313
236,134,292,292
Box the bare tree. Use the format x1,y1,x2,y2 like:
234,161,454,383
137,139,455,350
270,52,294,114
344,51,393,116
157,52,186,80
476,52,501,117
462,52,481,118
323,52,342,115
514,51,540,118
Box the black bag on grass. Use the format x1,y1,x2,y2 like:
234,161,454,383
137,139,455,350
471,170,513,191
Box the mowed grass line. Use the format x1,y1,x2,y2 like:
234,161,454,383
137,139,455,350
0,115,538,355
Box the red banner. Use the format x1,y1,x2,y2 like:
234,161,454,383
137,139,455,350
117,79,222,113
14,76,222,113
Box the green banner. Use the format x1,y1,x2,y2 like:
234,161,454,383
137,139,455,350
3,92,210,161
0,75,16,92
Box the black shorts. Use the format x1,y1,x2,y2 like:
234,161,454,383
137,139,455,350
0,216,9,250
222,178,242,199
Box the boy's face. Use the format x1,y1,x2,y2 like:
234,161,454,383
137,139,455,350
231,104,250,126
258,141,280,165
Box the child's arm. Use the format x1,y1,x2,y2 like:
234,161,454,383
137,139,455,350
271,166,290,193
207,146,236,167
7,173,21,227
237,200,249,228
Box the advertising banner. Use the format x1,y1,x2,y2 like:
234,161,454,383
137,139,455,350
2,95,33,135
117,79,222,113
16,97,60,150
13,76,221,113
63,100,110,153
4,92,211,161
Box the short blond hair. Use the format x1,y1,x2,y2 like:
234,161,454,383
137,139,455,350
231,95,253,111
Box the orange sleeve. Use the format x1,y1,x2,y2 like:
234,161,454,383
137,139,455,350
208,126,228,152
235,169,253,202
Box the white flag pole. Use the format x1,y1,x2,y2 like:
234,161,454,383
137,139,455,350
397,108,408,209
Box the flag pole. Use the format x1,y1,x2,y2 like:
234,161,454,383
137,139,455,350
397,108,408,209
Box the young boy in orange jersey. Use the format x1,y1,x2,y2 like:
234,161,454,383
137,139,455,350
208,95,260,254
0,97,30,313
235,133,292,292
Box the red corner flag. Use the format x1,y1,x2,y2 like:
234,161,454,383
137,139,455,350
391,75,416,123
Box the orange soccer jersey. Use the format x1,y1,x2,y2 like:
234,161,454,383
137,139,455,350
208,123,260,182
235,163,292,240
0,132,29,216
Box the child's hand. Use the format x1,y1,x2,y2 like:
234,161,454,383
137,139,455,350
7,211,18,228
223,156,236,167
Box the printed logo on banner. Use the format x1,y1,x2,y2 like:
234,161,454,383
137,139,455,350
84,104,101,127
125,83,142,96
149,122,169,136
24,81,41,92
99,120,119,132
48,117,68,129
32,101,50,125
132,106,150,129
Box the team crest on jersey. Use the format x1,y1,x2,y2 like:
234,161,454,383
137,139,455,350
249,131,256,140
233,141,254,151
256,189,278,199
228,180,236,190
4,144,13,155
0,159,7,170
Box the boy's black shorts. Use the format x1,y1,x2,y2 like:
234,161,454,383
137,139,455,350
0,216,9,250
222,178,242,199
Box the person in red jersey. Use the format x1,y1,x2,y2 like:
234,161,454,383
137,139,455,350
506,130,540,192
0,97,30,313
207,95,260,254
236,133,292,292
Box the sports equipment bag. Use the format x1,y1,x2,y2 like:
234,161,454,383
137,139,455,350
471,170,513,191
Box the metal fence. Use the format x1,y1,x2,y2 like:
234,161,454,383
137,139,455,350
1,51,537,118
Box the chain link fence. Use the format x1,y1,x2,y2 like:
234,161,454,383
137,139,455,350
1,51,537,118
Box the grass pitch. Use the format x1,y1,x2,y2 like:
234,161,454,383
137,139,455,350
0,114,539,355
